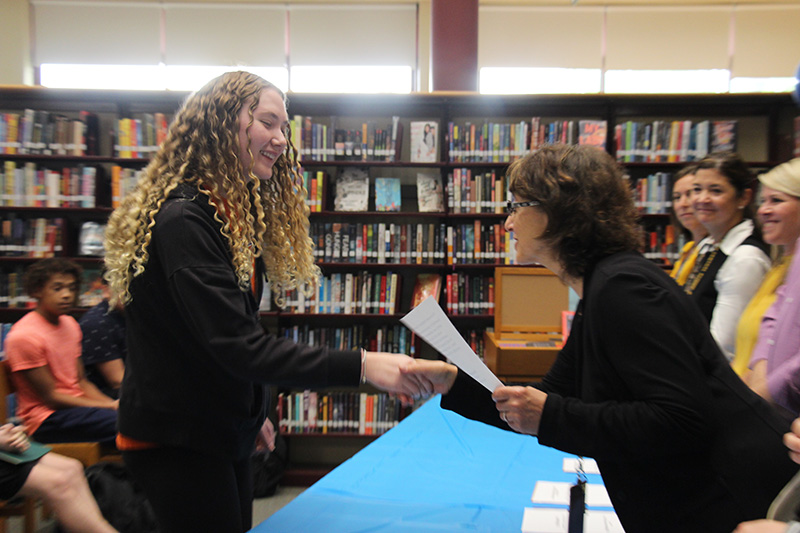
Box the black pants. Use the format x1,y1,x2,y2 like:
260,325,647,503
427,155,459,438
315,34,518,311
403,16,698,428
122,446,253,533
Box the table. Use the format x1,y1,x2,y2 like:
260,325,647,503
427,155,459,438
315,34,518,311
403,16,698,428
253,395,605,532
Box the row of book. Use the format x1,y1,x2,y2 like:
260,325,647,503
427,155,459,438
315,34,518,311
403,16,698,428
309,221,514,265
276,390,411,435
632,172,674,214
280,324,413,356
641,222,686,264
291,116,402,163
273,271,401,315
450,222,511,265
0,217,64,258
614,119,736,163
1,161,97,208
113,114,169,159
279,321,487,363
463,328,486,360
331,170,445,213
267,270,495,317
446,118,608,163
278,324,488,359
447,168,508,214
0,109,98,156
0,216,103,259
110,166,143,208
0,266,104,309
444,273,495,316
301,169,326,213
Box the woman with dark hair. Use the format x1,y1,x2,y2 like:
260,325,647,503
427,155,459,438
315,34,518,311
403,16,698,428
685,151,771,361
404,144,794,533
669,164,709,286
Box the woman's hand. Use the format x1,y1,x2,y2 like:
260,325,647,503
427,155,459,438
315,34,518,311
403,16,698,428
785,417,800,464
399,359,458,396
747,360,773,402
0,423,29,453
731,519,790,533
364,352,435,402
492,386,548,435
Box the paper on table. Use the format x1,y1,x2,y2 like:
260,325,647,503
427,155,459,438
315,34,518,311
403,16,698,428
531,481,613,508
400,296,503,392
563,457,600,475
521,508,625,533
521,508,567,533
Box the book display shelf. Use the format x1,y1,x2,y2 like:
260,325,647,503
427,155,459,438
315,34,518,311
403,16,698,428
0,87,797,482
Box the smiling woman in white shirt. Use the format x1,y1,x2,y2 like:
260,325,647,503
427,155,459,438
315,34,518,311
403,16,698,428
683,151,771,361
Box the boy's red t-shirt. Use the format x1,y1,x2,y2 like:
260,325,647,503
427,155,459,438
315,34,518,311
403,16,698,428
5,310,83,435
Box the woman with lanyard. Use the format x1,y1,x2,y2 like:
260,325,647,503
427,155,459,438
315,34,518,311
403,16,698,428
683,151,771,362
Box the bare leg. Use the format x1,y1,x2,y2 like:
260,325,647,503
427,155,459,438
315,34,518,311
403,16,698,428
18,453,117,533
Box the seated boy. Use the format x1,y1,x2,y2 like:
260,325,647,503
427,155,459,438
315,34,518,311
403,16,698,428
5,258,117,444
79,276,126,399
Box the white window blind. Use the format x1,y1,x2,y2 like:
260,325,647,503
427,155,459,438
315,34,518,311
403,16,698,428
605,7,730,71
289,5,416,67
164,4,286,67
478,7,604,70
732,6,800,79
33,0,161,65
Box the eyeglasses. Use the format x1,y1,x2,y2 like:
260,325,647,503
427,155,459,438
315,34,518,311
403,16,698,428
506,200,540,215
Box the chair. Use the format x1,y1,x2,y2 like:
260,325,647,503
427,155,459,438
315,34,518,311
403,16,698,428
0,496,36,533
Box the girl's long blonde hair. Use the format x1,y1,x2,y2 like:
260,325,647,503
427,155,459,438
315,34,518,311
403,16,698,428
104,71,318,308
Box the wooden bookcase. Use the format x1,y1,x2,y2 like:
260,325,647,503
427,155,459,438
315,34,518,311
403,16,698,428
0,87,796,482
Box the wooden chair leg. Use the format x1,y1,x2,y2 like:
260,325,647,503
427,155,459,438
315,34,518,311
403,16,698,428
22,498,36,533
0,516,7,533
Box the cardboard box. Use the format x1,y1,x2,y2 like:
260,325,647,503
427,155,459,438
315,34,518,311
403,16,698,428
484,267,569,382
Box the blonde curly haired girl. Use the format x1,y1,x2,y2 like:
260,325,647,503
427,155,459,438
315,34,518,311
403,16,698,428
104,71,431,532
104,70,317,308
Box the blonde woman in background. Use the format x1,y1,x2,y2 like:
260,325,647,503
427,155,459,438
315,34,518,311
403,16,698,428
744,159,800,416
733,159,800,377
670,164,709,286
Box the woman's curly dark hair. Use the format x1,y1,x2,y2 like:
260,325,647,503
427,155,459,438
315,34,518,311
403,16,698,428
507,144,641,280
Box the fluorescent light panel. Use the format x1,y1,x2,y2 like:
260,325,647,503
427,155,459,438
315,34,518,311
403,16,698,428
289,66,412,94
604,69,730,94
480,67,601,94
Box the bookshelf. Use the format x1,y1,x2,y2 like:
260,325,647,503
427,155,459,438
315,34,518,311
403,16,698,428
1,87,797,481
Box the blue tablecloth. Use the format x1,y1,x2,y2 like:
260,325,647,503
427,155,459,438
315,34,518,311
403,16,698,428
253,396,603,532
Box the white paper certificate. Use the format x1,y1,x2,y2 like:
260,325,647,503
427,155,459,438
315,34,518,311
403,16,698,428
400,296,503,392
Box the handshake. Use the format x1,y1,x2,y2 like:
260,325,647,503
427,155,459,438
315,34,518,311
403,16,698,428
362,352,458,404
367,352,548,436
